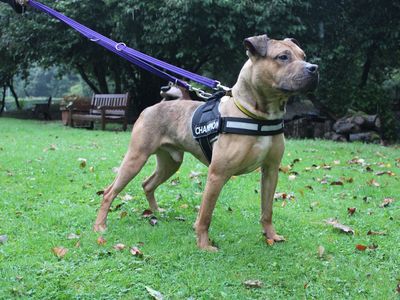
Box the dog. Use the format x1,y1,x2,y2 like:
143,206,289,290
160,85,189,101
94,34,319,251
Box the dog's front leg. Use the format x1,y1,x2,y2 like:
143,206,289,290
195,168,229,251
260,165,284,241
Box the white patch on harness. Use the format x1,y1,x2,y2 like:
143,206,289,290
260,123,283,131
225,121,258,131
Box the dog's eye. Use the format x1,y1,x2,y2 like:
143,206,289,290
278,54,289,61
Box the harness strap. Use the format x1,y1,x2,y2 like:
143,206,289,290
191,93,284,163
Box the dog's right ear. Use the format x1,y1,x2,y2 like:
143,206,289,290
244,34,269,57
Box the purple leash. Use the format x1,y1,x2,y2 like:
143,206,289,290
27,0,224,91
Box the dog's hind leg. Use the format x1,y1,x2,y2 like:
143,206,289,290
142,148,183,211
93,149,149,232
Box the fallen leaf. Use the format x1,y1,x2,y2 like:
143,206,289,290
96,190,104,196
142,209,153,218
145,286,164,300
333,160,341,165
347,207,356,216
380,198,394,208
52,247,68,258
348,157,366,165
119,211,128,219
281,200,287,207
367,230,387,236
67,233,80,240
0,235,8,244
189,171,203,179
318,245,325,258
356,244,367,251
368,243,378,250
396,282,400,293
113,243,126,251
375,171,395,176
288,174,297,181
325,218,354,234
89,166,95,173
170,178,180,186
279,165,291,173
78,158,87,168
266,239,274,246
97,236,106,245
130,246,143,257
112,167,119,174
244,280,263,289
180,204,189,209
149,216,158,226
330,181,344,186
121,194,133,201
367,179,380,187
75,240,81,248
365,166,373,172
305,185,314,191
174,216,186,222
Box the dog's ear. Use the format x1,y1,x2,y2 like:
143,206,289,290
244,34,269,57
285,38,301,48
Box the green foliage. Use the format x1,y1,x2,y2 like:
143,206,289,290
0,119,399,298
0,1,399,137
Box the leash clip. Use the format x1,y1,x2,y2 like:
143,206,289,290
115,42,127,51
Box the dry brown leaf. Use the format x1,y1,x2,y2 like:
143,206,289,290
318,245,325,258
145,286,164,300
130,246,143,257
244,280,263,288
367,179,380,187
119,211,128,219
279,165,291,173
180,204,189,209
113,243,126,251
347,207,356,216
380,198,394,208
97,236,106,245
142,209,153,218
75,240,81,248
266,239,274,246
325,218,354,234
367,230,387,236
78,158,87,168
330,180,344,186
356,244,367,251
52,247,68,258
67,233,80,240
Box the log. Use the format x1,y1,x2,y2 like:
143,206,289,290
352,114,378,130
333,117,361,134
349,131,380,143
324,131,347,142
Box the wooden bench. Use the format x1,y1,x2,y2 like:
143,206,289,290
67,93,129,131
32,96,52,120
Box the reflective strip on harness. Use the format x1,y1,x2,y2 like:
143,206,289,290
191,93,284,163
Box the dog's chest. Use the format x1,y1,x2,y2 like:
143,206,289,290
236,136,275,174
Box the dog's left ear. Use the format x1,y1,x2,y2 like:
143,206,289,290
244,34,269,57
285,38,301,48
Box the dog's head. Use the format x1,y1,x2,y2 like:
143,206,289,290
160,85,184,101
244,34,319,94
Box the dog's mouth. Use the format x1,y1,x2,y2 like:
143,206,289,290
278,73,319,94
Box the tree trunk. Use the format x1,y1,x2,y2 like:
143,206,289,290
8,80,21,110
0,85,6,114
76,64,100,94
359,42,375,88
93,64,109,94
113,68,122,93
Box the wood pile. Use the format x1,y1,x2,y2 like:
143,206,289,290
324,113,381,143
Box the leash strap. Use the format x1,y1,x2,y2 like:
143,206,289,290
27,0,220,89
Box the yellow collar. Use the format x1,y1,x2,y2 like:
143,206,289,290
233,98,268,121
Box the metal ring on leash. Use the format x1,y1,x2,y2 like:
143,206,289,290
115,42,127,51
90,38,100,42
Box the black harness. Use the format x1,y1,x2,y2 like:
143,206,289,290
191,92,284,163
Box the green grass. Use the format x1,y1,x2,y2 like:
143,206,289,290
0,118,399,299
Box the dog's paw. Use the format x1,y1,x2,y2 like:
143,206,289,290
265,233,285,242
93,224,107,232
199,245,219,252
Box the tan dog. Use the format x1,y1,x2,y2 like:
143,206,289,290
94,34,318,251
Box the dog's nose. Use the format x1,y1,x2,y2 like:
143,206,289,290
306,63,318,74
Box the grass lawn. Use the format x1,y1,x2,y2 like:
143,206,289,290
0,118,399,299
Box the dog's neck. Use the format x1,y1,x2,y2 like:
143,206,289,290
231,61,288,120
